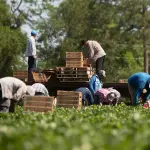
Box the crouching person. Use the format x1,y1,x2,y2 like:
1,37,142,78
107,88,121,105
32,83,49,96
75,87,94,106
0,77,31,113
128,72,150,105
95,88,111,105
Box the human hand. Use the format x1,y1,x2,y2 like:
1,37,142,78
33,55,37,59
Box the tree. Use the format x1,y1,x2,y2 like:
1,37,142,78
0,0,26,77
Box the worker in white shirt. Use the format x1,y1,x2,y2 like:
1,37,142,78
32,83,49,96
0,77,33,113
26,30,38,80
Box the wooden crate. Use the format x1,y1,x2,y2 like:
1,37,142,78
66,52,83,67
32,72,48,83
57,90,82,108
56,67,93,82
24,96,54,112
13,71,28,82
66,52,83,58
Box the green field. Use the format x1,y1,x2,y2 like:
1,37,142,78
0,104,150,150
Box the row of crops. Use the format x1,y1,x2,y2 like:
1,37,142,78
0,104,150,150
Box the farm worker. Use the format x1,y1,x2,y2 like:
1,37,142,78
107,87,121,105
26,30,38,80
89,70,106,95
81,40,106,79
95,88,111,105
75,87,94,106
32,83,49,96
128,72,150,105
0,77,33,113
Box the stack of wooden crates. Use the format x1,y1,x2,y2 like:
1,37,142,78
56,52,93,82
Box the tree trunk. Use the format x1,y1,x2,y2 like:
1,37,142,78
142,6,149,73
143,43,148,73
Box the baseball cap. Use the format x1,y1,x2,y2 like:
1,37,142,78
99,70,106,77
31,30,39,35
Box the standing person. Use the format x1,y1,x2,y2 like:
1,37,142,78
128,72,150,105
0,77,32,113
81,40,106,79
32,83,49,96
75,87,94,106
26,30,38,80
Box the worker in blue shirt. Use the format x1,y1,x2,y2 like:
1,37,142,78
89,70,106,104
75,87,94,106
128,72,150,105
89,70,105,95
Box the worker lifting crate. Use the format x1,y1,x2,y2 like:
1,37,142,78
23,96,54,112
56,90,82,108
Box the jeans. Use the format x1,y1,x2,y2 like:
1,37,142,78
28,56,36,81
96,56,105,78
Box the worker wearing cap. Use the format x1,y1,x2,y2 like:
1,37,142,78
0,77,33,113
81,40,106,79
26,30,38,80
128,72,150,105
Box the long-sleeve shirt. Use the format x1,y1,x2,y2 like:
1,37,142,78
89,74,103,94
26,36,36,56
32,83,49,96
0,77,27,101
85,40,106,64
75,87,94,105
128,72,150,105
95,88,111,104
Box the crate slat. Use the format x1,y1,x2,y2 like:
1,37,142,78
57,90,82,96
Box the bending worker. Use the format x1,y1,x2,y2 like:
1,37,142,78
75,87,94,106
128,72,150,105
0,77,33,113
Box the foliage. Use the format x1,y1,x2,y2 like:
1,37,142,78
1,104,150,150
0,0,27,77
33,0,150,81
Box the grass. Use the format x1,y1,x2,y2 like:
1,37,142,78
0,103,150,150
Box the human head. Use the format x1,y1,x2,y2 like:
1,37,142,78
80,40,86,47
31,30,38,37
97,70,106,79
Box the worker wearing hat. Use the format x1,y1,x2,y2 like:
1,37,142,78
128,72,150,105
26,30,38,81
